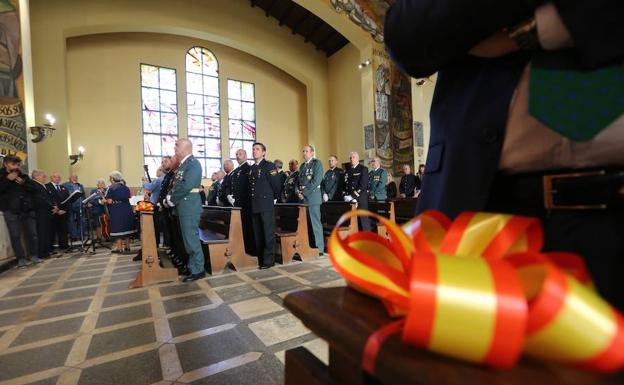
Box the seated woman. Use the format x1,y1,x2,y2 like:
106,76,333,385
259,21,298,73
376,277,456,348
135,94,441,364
105,171,136,253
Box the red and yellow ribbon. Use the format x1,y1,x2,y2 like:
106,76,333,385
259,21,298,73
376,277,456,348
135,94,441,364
328,210,624,373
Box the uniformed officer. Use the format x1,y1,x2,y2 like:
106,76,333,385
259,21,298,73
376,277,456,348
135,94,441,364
217,160,234,206
206,170,223,206
368,157,388,201
231,149,255,255
343,151,370,231
321,155,344,202
297,145,324,254
399,164,418,198
166,139,205,282
282,159,300,203
249,142,282,269
274,159,288,200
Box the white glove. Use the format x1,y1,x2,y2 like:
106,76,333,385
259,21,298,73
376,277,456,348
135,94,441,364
343,195,353,202
166,195,175,207
273,199,277,204
323,193,329,202
216,197,221,205
227,194,235,205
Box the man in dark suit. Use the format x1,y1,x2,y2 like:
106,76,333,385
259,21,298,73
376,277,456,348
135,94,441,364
274,159,288,200
218,160,234,206
31,170,57,260
249,142,282,269
385,0,624,309
399,164,418,198
46,172,69,252
231,149,255,255
321,155,343,202
63,174,85,242
282,159,300,203
343,152,370,231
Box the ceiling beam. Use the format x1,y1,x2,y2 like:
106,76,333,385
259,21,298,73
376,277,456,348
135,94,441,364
304,19,323,43
278,3,295,26
317,29,337,51
291,10,310,35
265,0,279,16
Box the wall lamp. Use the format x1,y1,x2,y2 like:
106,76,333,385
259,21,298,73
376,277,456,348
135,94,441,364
69,146,85,165
358,59,371,69
30,113,56,143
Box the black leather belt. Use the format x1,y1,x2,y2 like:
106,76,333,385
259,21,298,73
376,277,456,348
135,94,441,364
489,168,624,212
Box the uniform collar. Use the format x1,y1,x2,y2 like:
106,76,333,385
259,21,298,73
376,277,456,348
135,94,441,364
180,153,192,165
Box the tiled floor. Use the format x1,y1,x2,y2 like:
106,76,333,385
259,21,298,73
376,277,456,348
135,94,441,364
0,248,345,385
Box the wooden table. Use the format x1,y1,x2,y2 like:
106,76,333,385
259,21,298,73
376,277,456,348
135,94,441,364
283,287,624,385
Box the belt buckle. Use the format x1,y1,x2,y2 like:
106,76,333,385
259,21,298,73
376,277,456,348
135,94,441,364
543,170,608,210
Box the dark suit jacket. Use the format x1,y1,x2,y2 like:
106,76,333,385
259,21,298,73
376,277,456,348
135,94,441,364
232,162,251,208
384,0,623,218
32,181,55,213
249,159,281,213
46,182,70,209
218,172,233,207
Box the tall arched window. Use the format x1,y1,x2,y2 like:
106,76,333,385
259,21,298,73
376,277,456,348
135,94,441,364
140,64,178,173
185,47,221,177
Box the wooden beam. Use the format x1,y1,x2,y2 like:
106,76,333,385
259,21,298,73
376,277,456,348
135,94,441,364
317,29,337,51
265,0,279,16
292,10,311,35
278,3,295,26
304,19,323,43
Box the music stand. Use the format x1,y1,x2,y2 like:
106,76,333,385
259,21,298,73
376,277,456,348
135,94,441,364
62,190,86,253
82,192,111,253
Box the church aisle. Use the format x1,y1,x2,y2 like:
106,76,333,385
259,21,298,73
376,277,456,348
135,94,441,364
0,249,343,385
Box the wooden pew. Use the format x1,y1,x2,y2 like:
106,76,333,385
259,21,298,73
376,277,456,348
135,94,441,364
392,198,418,224
321,201,358,240
274,203,319,264
199,206,255,274
130,212,178,288
367,201,395,240
284,287,622,385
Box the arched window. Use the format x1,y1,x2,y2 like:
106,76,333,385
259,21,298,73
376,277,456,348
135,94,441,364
185,47,221,177
140,64,178,173
227,79,256,159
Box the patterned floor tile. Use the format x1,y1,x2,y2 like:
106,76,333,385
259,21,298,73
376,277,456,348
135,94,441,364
11,315,85,346
96,303,152,328
77,350,162,385
0,340,73,380
163,293,212,314
87,323,157,358
168,305,238,338
248,313,310,347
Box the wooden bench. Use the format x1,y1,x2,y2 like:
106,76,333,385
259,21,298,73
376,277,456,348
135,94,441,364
284,287,623,385
392,198,418,224
274,203,319,264
321,201,358,240
130,212,178,288
199,206,255,274
367,201,395,240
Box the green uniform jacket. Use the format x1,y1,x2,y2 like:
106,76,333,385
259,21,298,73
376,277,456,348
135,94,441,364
169,155,203,217
368,167,388,201
298,158,324,205
321,167,344,200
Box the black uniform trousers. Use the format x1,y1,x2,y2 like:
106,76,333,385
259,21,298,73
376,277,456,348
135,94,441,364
50,214,69,249
35,209,53,258
356,197,371,231
252,210,276,267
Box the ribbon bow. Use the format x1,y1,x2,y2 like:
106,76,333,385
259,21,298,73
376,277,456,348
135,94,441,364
328,210,624,372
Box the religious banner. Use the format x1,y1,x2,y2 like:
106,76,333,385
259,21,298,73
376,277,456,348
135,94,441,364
0,0,27,163
328,0,414,175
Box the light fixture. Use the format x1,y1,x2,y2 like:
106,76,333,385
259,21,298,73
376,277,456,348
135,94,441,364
29,113,57,143
69,146,85,165
357,59,371,69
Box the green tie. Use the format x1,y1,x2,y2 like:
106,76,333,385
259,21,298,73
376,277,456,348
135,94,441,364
529,51,624,141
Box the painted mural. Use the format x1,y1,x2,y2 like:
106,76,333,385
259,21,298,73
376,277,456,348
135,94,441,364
329,0,413,175
0,0,26,163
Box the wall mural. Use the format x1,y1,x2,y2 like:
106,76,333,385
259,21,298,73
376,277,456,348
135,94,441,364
0,0,27,164
328,0,413,175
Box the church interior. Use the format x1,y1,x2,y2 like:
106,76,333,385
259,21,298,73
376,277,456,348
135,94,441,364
0,1,622,385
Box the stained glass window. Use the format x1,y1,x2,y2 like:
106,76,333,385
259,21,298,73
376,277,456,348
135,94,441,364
228,80,255,161
140,64,178,173
186,47,221,177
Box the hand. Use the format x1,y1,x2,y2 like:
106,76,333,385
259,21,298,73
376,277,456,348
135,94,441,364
322,193,328,202
400,193,406,199
14,176,24,184
226,195,235,205
469,31,519,58
6,172,18,181
52,206,59,214
273,199,277,204
343,195,353,202
297,192,304,201
106,198,113,205
57,210,66,215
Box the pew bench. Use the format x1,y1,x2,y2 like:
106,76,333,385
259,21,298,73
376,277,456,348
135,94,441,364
199,206,255,274
392,198,418,224
321,202,358,242
283,287,623,385
274,203,319,264
367,201,395,240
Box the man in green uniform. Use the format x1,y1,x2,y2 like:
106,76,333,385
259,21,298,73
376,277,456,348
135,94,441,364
166,138,205,281
368,157,388,201
321,155,343,202
297,145,324,254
